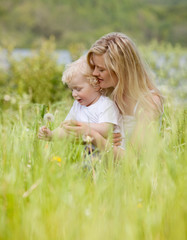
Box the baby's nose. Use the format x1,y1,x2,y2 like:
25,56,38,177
72,90,78,98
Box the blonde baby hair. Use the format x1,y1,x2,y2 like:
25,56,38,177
87,32,163,116
62,56,99,88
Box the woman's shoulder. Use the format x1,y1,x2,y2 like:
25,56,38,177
150,92,163,112
151,94,162,105
135,91,163,119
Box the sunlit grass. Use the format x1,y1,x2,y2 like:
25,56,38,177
0,98,186,240
0,42,186,239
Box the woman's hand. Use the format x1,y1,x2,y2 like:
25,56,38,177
113,132,122,146
38,126,53,141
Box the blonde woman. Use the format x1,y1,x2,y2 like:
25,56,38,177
63,32,163,157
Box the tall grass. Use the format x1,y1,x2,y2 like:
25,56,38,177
0,98,186,240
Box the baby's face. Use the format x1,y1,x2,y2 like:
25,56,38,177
68,75,101,107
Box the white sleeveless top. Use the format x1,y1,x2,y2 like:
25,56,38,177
122,102,138,140
122,90,163,141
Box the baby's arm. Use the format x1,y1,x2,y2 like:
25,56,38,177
85,122,114,138
62,120,114,139
52,126,68,139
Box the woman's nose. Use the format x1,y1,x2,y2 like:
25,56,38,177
93,67,99,77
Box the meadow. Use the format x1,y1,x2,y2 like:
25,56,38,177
0,41,186,239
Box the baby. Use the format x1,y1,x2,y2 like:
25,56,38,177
38,56,125,148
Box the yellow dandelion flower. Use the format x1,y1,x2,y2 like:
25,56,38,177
51,156,62,162
137,203,143,208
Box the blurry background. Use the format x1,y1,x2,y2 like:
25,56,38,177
0,3,187,239
0,0,187,106
0,0,186,48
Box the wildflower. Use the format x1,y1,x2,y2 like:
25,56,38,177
4,95,11,101
51,156,62,162
82,134,94,144
44,113,54,123
137,198,143,208
51,156,62,167
137,203,143,208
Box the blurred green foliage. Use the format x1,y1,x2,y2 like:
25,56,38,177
0,38,69,106
0,39,186,109
0,0,186,49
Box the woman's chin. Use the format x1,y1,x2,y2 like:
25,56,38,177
99,80,115,89
99,82,107,89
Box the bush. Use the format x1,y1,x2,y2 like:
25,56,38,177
2,39,69,105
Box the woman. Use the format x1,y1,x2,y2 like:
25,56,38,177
63,32,163,158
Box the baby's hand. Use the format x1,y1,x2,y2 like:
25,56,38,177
38,126,52,141
60,120,78,128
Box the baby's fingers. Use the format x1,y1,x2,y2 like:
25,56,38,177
63,120,81,127
38,133,45,139
39,126,46,132
114,141,121,147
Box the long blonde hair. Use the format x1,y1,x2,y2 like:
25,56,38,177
87,32,163,116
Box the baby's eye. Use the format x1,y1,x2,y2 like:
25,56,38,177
76,88,81,91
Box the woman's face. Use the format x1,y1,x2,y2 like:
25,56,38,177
92,54,118,89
